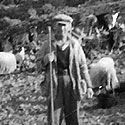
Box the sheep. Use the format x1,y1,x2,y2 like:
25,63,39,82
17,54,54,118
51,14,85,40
89,57,119,92
0,47,25,75
0,52,16,74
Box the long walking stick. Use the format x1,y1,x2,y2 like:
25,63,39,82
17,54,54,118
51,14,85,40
48,26,55,125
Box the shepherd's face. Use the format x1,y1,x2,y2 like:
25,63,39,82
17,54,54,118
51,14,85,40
54,22,70,40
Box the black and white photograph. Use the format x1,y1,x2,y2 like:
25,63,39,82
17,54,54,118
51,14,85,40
0,0,125,124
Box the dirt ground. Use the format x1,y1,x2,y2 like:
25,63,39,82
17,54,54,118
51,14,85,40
0,72,125,125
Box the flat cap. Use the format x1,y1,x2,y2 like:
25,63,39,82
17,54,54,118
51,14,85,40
53,14,73,24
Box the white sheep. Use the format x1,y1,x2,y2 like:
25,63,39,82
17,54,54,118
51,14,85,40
0,47,25,74
0,52,16,74
89,57,119,91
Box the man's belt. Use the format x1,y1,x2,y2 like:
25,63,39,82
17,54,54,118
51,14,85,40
57,69,69,75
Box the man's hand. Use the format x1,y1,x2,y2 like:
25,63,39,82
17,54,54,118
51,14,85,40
48,51,55,62
87,88,94,98
44,51,55,64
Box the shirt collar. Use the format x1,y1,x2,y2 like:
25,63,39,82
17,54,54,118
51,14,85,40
56,40,70,51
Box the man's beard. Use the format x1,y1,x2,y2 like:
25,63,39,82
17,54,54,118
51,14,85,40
55,33,64,41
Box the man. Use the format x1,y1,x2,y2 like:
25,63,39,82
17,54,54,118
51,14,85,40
36,14,93,125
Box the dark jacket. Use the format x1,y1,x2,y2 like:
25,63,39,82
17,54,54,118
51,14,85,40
36,36,92,100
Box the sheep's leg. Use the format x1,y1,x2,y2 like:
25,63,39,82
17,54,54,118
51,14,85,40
106,74,111,90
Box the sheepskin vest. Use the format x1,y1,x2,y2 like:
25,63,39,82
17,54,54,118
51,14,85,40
36,37,88,100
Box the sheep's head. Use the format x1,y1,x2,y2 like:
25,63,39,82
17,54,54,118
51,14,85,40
15,47,25,70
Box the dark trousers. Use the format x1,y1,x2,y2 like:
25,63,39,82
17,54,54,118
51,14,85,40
47,74,80,125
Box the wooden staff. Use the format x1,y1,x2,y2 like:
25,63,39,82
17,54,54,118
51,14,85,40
48,26,55,125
